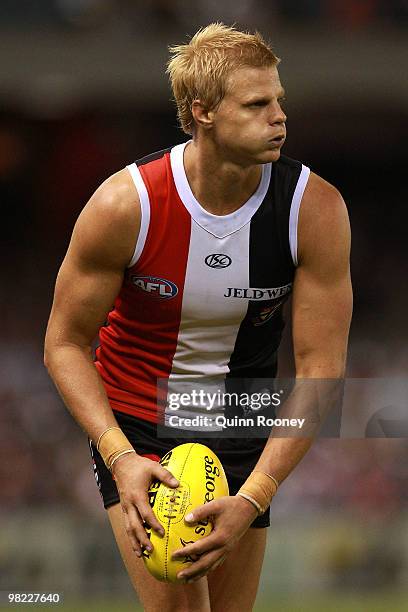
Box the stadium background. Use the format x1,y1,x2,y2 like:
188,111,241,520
1,1,407,610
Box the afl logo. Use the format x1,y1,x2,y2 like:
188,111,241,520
131,275,178,299
205,254,232,269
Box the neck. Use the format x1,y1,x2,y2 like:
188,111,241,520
183,138,263,216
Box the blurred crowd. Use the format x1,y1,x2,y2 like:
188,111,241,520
0,0,407,31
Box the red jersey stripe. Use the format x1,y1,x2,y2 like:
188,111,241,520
95,152,191,423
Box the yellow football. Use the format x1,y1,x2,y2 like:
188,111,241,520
142,443,229,582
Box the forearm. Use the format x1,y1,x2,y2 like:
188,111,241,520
45,342,180,554
254,437,312,484
45,343,120,444
254,376,344,484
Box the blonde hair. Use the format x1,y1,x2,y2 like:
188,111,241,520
167,23,279,135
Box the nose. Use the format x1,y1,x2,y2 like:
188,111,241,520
269,101,286,126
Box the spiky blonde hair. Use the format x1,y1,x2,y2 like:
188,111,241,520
167,23,279,135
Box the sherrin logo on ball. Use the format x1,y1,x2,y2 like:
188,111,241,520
142,443,229,582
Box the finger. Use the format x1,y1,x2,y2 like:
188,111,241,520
172,530,222,559
184,499,222,524
177,550,223,582
153,464,179,488
137,498,165,537
122,506,142,557
125,504,153,554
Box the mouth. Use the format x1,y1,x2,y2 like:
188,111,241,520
269,134,285,146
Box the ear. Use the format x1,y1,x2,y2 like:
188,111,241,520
191,100,215,131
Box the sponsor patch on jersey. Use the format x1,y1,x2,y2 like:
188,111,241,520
251,299,285,326
224,283,292,300
205,254,232,269
131,275,178,299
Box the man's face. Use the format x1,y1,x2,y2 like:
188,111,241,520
210,65,287,165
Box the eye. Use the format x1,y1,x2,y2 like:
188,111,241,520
248,100,268,108
278,97,286,105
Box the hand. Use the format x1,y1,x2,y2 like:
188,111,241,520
111,453,179,557
172,495,258,582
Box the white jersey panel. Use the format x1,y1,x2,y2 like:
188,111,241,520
171,219,250,376
164,220,250,428
289,164,310,266
126,163,151,268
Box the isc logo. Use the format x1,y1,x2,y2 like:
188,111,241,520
131,275,178,299
205,253,232,269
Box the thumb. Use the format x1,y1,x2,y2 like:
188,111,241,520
154,464,179,488
185,499,221,523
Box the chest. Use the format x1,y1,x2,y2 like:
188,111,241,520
126,218,294,326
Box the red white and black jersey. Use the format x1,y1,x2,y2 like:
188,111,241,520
95,142,310,424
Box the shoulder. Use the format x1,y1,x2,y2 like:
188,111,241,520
297,171,351,268
69,167,141,270
88,167,140,226
302,172,346,217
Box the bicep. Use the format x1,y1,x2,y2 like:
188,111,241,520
292,265,352,376
292,174,353,377
48,254,124,349
46,171,140,349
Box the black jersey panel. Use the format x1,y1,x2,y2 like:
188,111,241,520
227,156,303,380
271,155,303,270
135,147,172,167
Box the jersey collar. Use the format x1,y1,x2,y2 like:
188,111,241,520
170,141,272,239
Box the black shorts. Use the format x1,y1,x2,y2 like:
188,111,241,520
89,411,271,528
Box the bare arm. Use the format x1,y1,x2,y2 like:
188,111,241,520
45,169,178,554
254,171,353,480
44,169,139,441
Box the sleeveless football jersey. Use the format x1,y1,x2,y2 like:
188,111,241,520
95,141,310,425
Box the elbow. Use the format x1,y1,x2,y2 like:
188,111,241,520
43,339,54,373
296,364,347,379
295,350,348,379
43,336,92,374
43,329,59,374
